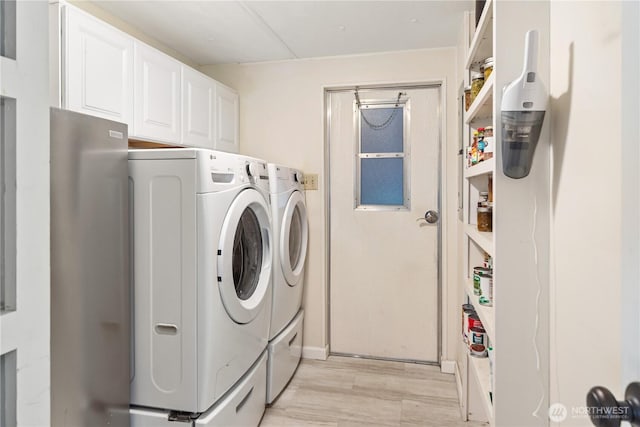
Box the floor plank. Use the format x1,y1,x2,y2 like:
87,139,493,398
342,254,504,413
261,356,488,427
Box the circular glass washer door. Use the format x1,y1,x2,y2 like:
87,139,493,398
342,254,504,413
280,190,308,287
218,188,272,324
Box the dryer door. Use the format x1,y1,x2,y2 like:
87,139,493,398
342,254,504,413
280,190,308,287
218,188,272,324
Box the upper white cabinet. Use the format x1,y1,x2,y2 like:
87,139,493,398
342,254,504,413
134,42,182,144
215,83,239,153
52,3,239,151
62,6,134,125
181,67,216,149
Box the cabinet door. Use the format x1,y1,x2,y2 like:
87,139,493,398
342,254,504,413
134,42,181,143
214,83,239,153
64,6,133,125
181,67,215,149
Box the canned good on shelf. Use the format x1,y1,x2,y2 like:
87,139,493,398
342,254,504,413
470,326,487,347
470,344,488,358
473,266,491,295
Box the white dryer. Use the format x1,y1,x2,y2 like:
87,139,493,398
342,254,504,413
128,148,272,421
266,164,309,404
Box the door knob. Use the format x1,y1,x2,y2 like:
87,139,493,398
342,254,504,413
586,382,640,427
416,210,439,224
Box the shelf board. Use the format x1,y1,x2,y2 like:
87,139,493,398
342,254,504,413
468,354,494,424
465,224,494,256
464,279,495,342
465,73,494,124
464,157,495,179
465,0,494,69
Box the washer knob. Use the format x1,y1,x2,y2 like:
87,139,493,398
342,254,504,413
294,171,303,183
247,162,260,177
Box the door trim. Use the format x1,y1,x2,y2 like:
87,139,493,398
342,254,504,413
324,82,444,365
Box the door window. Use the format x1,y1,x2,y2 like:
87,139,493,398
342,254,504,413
288,206,303,270
356,102,410,210
232,207,263,301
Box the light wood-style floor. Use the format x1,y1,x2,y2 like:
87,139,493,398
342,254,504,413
260,356,488,427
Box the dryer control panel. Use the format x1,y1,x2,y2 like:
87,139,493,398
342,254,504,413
267,164,305,194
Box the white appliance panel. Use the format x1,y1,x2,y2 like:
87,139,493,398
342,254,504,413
195,351,267,427
266,310,303,404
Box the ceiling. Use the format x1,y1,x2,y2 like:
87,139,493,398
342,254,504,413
92,0,472,65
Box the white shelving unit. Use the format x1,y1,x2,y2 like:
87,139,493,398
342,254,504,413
458,2,550,426
461,1,495,424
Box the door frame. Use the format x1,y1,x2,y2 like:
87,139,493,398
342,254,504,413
323,81,445,365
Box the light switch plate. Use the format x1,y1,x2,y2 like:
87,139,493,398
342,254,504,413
303,174,318,191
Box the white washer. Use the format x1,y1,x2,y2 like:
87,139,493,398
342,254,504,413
266,164,309,403
128,148,272,418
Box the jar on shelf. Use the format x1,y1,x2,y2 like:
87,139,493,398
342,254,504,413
484,126,494,137
479,191,489,205
464,86,472,111
470,71,484,104
477,205,492,232
483,57,494,80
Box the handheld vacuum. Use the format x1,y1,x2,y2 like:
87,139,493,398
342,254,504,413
500,30,547,179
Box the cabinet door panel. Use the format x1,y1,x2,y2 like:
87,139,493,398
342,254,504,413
134,42,181,143
215,84,239,153
64,7,133,124
181,67,215,149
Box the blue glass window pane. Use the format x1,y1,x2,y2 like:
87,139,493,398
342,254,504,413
361,108,403,153
360,158,404,206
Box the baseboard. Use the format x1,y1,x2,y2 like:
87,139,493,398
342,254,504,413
454,361,463,402
454,361,467,420
301,345,329,360
440,359,456,374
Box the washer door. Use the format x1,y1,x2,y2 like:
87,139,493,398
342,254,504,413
218,189,272,324
280,190,308,287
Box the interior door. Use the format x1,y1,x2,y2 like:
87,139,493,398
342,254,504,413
328,86,441,363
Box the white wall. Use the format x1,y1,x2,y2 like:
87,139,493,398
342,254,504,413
549,1,624,425
620,0,640,390
201,47,460,363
